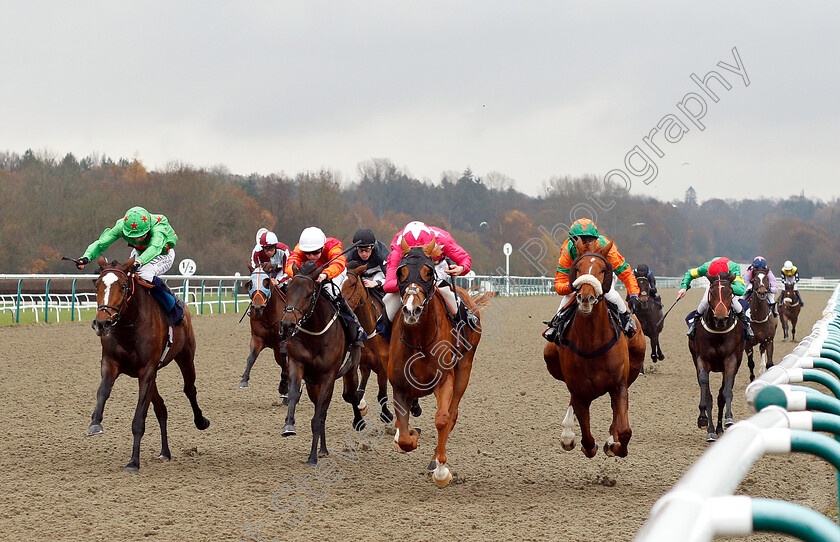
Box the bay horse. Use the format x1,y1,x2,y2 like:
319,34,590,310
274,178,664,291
88,257,210,472
389,240,488,488
543,239,645,458
342,264,395,424
688,272,744,442
745,269,777,381
279,260,364,466
631,275,665,365
237,264,290,400
778,275,801,341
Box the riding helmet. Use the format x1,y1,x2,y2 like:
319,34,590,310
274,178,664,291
122,206,152,238
298,227,327,252
353,228,376,248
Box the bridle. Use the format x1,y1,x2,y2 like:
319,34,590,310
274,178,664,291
572,252,610,305
96,268,136,326
704,276,736,332
282,274,337,337
344,270,382,323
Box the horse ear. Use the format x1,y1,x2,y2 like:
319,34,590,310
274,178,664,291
572,238,587,256
423,239,442,260
603,264,614,293
355,263,368,274
97,256,108,270
600,238,614,256
568,258,578,287
401,237,411,256
245,280,253,291
292,262,299,275
123,258,135,272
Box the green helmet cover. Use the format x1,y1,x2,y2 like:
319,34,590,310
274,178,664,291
569,218,599,238
122,206,152,238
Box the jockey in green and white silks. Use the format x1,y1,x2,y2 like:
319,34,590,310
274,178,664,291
677,256,752,340
77,206,184,324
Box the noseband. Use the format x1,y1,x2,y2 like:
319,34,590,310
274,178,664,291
573,252,610,304
282,274,321,336
96,268,135,326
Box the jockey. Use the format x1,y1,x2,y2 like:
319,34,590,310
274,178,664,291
633,263,661,305
780,260,805,307
346,228,390,295
76,206,185,325
543,218,640,342
677,256,753,340
284,226,365,348
381,220,476,329
250,228,290,286
743,256,778,316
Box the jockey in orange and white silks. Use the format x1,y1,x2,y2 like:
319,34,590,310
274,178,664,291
382,221,473,323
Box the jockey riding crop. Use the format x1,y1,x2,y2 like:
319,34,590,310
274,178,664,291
657,296,682,328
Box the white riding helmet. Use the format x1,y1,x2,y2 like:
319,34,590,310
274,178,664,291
259,230,279,247
255,227,269,245
783,260,793,271
298,227,327,252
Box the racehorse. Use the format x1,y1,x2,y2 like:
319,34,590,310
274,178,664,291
688,272,744,442
745,269,777,381
237,264,290,400
88,257,210,472
631,275,665,365
279,260,364,466
342,264,395,424
388,240,488,488
543,239,645,458
778,275,801,342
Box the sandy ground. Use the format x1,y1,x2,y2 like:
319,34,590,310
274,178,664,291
0,288,835,542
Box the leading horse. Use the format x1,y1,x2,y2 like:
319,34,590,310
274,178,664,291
778,275,801,342
688,272,744,442
388,240,488,487
237,263,290,399
88,257,210,472
543,239,646,458
745,269,777,381
280,261,364,466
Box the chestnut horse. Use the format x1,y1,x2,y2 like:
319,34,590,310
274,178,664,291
745,269,777,381
279,260,364,466
88,257,210,472
778,275,801,341
688,272,744,442
631,275,665,365
544,239,645,458
237,264,290,399
342,264,395,424
389,241,488,488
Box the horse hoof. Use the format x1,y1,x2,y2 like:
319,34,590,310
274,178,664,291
354,418,367,432
657,353,665,361
282,425,296,437
697,416,708,430
426,460,438,472
560,440,576,451
410,403,422,418
582,446,597,459
706,432,717,443
432,463,452,488
358,397,368,417
238,381,249,389
157,454,171,461
305,458,318,467
196,417,210,430
87,424,104,436
123,465,139,473
282,397,289,406
392,440,407,454
278,393,288,400
380,411,394,425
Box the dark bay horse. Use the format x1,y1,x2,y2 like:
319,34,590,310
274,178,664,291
544,239,645,458
342,264,395,424
389,240,488,488
88,257,209,472
280,261,364,466
745,269,777,381
631,275,665,364
778,275,801,341
688,272,744,442
238,264,290,399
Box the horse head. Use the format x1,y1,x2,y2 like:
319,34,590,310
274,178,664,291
397,239,439,325
281,260,321,337
708,272,735,322
247,262,273,317
342,263,369,311
751,268,769,301
568,238,614,315
635,276,651,308
92,256,136,336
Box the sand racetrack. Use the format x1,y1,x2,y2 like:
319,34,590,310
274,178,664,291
0,288,835,541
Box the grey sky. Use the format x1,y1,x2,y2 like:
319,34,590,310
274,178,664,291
2,2,837,201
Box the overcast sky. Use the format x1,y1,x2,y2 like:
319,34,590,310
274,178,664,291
2,2,838,202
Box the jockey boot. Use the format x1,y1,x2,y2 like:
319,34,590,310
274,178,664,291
619,310,637,338
737,310,755,341
375,313,392,342
542,311,563,343
795,291,805,306
336,295,366,347
151,277,184,326
457,300,480,330
770,302,778,317
686,311,698,340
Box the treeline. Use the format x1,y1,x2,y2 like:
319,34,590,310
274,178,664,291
1,150,838,278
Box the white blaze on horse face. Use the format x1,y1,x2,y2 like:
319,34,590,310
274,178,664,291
101,272,119,306
560,405,576,448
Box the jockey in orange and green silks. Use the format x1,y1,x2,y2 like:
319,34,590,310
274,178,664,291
77,206,184,324
544,218,640,341
677,256,752,340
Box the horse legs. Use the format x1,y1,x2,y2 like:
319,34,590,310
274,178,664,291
88,358,119,436
765,339,775,372
306,379,334,466
376,369,394,424
720,362,737,431
392,388,420,453
238,339,264,389
342,365,365,431
282,360,304,436
605,384,631,457
654,333,665,361
174,349,210,431
745,344,756,382
429,373,455,487
559,404,576,451
149,382,171,461
125,369,156,472
696,366,715,441
274,345,290,404
571,397,597,458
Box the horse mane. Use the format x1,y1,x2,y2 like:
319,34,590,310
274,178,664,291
298,260,320,276
347,263,368,274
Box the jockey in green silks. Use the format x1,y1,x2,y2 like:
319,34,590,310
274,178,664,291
677,256,753,341
77,206,185,325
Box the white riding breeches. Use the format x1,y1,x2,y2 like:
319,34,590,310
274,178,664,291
697,283,744,315
130,249,175,283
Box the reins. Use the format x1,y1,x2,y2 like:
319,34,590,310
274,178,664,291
96,268,137,327
282,274,338,337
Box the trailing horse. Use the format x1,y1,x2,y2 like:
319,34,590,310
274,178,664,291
778,275,801,342
745,269,777,381
688,272,744,442
279,261,364,466
87,257,210,472
388,240,488,487
543,239,646,458
237,263,290,400
631,275,664,365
